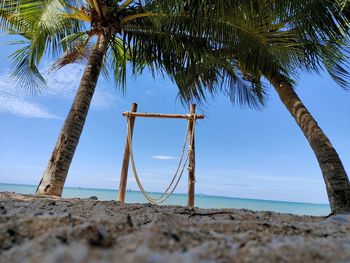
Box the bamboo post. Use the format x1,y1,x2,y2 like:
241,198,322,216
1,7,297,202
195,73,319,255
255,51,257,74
187,104,196,207
117,103,138,203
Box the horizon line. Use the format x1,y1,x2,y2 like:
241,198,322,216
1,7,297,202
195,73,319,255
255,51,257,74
0,182,329,206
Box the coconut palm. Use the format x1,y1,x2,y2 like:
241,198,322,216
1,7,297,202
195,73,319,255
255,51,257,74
1,0,275,196
264,1,350,214
1,0,155,196
152,0,350,214
244,1,350,214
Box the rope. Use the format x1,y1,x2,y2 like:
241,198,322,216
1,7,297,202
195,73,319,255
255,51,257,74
127,119,188,203
125,112,196,204
148,121,189,201
127,118,192,204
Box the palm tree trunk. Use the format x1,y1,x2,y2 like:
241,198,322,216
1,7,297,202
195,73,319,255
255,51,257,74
36,31,111,196
269,75,350,214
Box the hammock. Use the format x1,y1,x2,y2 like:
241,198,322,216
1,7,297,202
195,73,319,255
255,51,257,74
125,113,196,204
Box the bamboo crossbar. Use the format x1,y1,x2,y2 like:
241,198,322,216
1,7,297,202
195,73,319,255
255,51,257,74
122,112,205,120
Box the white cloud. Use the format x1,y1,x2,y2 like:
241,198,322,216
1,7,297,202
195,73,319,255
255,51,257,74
0,65,117,119
91,89,117,110
0,95,59,119
151,155,178,160
0,74,59,119
45,66,84,97
45,65,117,110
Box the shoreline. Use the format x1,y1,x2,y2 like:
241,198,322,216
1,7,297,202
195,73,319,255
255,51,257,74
0,182,329,205
0,192,349,262
0,183,330,216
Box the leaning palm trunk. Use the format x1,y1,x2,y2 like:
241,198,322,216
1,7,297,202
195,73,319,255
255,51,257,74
36,31,111,196
268,75,350,214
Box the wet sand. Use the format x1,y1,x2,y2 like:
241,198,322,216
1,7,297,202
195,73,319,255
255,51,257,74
0,192,349,263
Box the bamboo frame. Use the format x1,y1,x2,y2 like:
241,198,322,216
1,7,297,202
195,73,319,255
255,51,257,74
117,103,138,203
118,103,202,207
122,112,204,120
187,104,196,208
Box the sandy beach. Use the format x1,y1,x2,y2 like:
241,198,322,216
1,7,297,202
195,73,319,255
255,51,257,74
0,192,350,263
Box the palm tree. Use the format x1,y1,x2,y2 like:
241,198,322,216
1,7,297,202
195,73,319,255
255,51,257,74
1,0,153,196
243,1,350,214
153,0,350,214
264,4,350,213
0,0,270,196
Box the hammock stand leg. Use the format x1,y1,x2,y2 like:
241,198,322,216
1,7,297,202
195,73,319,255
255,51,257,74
117,103,138,203
187,104,196,208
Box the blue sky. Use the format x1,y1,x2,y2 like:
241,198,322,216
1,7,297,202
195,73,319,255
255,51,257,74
0,33,349,204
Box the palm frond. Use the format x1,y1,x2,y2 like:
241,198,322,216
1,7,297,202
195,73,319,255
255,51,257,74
8,42,46,93
1,0,85,92
50,36,92,71
106,36,130,92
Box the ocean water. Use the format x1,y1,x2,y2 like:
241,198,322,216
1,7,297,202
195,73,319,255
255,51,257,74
0,183,330,216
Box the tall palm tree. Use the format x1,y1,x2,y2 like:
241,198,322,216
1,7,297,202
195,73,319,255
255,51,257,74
152,0,350,214
265,2,350,214
244,1,350,214
0,0,271,196
1,0,154,196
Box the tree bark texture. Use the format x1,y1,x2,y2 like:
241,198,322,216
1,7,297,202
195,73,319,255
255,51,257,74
269,76,350,214
36,31,111,196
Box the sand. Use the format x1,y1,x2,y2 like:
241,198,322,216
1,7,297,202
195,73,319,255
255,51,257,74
0,192,350,263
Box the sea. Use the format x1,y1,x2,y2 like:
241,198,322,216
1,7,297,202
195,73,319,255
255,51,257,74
0,183,330,216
